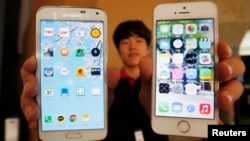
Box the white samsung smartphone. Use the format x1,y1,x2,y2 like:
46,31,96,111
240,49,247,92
36,6,108,141
151,1,219,138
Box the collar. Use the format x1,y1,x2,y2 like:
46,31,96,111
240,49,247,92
120,69,136,88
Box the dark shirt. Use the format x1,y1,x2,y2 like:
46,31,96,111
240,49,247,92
103,70,168,141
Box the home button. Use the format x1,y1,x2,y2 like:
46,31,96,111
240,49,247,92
177,120,190,133
66,133,82,139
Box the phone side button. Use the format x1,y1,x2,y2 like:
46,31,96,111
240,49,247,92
177,120,190,133
66,133,82,138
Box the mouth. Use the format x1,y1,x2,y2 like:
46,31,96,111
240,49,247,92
129,53,140,57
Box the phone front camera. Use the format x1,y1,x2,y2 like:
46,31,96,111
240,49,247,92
80,10,85,14
183,6,186,9
96,12,99,15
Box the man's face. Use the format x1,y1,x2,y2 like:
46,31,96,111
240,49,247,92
118,34,150,67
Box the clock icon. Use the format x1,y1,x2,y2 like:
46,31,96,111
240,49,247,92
60,67,69,76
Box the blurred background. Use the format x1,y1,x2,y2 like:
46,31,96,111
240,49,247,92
0,0,249,141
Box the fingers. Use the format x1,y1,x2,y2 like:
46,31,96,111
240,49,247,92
217,41,233,60
216,79,244,111
138,56,153,115
20,56,37,82
20,81,39,121
107,67,120,89
107,67,120,108
139,56,153,81
20,56,39,129
216,58,246,81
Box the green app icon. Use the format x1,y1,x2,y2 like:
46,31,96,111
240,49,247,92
76,48,85,57
45,116,52,123
159,102,169,112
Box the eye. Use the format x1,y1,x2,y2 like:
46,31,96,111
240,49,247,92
120,39,129,45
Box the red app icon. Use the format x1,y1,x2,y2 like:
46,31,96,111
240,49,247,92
199,103,211,114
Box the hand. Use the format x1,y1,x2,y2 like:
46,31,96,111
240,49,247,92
138,40,246,116
20,56,39,130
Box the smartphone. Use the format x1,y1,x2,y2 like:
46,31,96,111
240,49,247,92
36,6,108,141
151,1,219,138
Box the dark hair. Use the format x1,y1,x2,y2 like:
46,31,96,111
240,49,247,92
113,20,151,49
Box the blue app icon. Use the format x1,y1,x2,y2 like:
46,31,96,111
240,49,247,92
186,104,195,113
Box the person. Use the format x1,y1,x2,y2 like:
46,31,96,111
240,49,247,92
20,20,245,141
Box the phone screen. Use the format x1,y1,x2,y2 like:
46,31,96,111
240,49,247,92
155,18,216,119
39,20,105,131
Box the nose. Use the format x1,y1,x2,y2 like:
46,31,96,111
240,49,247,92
129,38,137,50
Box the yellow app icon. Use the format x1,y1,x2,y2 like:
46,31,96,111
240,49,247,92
82,113,90,121
76,67,85,76
91,28,100,38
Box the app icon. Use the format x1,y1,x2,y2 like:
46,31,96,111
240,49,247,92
202,81,212,91
91,48,100,57
82,113,90,121
199,103,211,114
186,24,197,34
172,38,183,49
60,28,69,37
60,67,69,76
172,102,182,113
76,67,85,76
91,28,100,38
172,24,184,34
60,47,69,56
172,68,184,79
44,28,53,36
76,87,85,96
45,116,52,123
159,68,170,78
159,83,170,93
185,83,197,95
185,68,197,79
172,83,183,94
44,67,53,77
45,88,54,96
159,24,171,35
184,51,197,64
44,45,53,57
199,24,210,34
158,38,171,50
172,53,184,64
199,53,211,64
69,114,77,123
199,37,211,49
93,114,102,121
186,104,196,113
76,48,85,57
92,87,101,96
185,38,197,49
91,68,101,75
61,88,69,96
199,68,212,80
158,102,169,112
158,52,171,64
57,115,65,123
